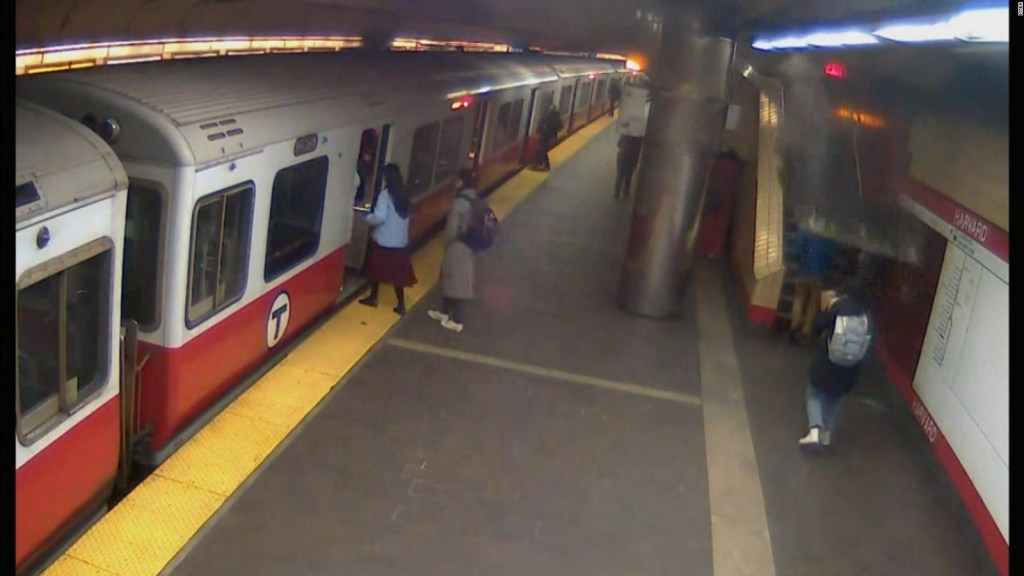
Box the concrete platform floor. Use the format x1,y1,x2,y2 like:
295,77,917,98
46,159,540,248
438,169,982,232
164,125,1000,576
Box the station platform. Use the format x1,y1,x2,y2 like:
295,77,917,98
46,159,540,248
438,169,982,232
46,118,999,576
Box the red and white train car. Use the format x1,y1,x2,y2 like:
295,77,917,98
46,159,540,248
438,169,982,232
15,100,129,574
15,50,624,573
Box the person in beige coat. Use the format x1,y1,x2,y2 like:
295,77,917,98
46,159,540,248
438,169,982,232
428,168,477,332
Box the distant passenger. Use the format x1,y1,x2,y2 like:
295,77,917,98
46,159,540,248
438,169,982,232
608,78,622,117
534,104,563,171
787,228,840,344
358,164,417,316
799,280,873,449
615,134,643,199
428,168,479,332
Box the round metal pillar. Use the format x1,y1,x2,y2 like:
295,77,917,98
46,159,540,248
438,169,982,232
619,30,734,318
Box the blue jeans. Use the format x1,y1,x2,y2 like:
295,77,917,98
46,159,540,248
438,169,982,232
806,385,843,432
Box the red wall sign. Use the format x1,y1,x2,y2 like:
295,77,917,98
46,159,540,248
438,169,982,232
824,62,845,78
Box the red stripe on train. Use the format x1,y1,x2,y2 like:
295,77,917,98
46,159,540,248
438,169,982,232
16,397,120,570
139,249,344,454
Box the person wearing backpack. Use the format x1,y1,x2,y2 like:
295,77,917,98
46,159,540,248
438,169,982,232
799,279,873,449
428,168,491,332
358,164,417,315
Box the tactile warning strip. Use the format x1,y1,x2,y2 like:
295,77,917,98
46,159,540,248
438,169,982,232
43,115,613,576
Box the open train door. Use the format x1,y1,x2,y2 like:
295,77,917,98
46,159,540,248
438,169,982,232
519,88,539,166
469,99,490,172
346,125,390,273
567,78,581,134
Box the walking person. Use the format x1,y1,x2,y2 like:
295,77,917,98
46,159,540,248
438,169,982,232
358,163,417,315
799,280,873,449
428,168,479,332
533,104,563,171
615,134,643,199
608,77,622,117
786,227,840,344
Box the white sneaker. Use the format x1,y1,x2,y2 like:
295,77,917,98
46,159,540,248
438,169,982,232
798,427,821,447
428,310,448,322
821,430,831,446
440,318,463,332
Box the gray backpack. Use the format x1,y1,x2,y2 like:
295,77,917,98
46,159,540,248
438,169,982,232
828,309,872,367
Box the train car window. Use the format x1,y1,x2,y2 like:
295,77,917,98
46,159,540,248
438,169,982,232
355,129,379,205
433,116,465,186
492,102,512,152
508,99,524,144
186,184,254,327
537,91,555,130
578,82,593,109
265,156,328,281
122,183,163,331
558,86,573,122
17,243,112,442
596,79,608,101
408,122,440,198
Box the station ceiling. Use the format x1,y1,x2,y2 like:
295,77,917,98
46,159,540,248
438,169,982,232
15,0,1007,121
15,0,972,55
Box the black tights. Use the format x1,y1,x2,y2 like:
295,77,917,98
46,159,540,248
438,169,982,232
366,282,405,310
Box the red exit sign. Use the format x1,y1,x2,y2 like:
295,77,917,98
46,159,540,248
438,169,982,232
824,62,846,78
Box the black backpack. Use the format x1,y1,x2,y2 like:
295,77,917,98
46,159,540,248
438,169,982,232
456,192,498,250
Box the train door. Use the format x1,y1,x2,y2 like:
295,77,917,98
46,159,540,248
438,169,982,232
345,125,390,272
567,78,580,134
469,99,490,171
519,88,539,165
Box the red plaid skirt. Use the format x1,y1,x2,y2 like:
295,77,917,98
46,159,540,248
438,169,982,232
365,243,417,287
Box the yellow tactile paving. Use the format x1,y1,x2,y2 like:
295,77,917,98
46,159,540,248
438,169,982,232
42,114,612,576
224,366,339,429
42,556,117,576
49,475,225,576
153,411,289,497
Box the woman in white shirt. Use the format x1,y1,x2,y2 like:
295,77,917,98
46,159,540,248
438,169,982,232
358,163,417,315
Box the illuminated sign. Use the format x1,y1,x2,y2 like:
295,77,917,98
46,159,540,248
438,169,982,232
834,107,885,128
824,62,846,78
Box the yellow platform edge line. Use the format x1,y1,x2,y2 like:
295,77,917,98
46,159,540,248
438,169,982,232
44,114,613,576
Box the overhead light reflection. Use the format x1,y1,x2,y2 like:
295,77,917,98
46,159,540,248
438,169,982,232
803,30,878,47
948,7,1008,41
752,4,1008,51
873,23,954,42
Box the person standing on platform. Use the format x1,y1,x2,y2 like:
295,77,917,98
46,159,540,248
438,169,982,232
358,163,417,315
799,280,873,449
533,104,563,171
608,77,622,117
429,168,479,333
615,134,643,199
787,228,840,344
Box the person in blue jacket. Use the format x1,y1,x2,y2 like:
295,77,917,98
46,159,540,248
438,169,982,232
358,164,417,315
787,228,840,344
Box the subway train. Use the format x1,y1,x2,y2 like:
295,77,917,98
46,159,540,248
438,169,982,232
15,50,626,574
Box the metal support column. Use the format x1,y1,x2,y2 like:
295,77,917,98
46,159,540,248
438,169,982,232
619,22,734,318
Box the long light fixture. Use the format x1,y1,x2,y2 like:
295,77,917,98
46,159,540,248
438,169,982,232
752,4,1007,51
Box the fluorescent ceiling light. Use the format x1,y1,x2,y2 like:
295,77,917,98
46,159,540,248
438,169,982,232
770,36,810,49
948,7,1008,42
873,22,954,42
804,30,878,47
752,4,1007,50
